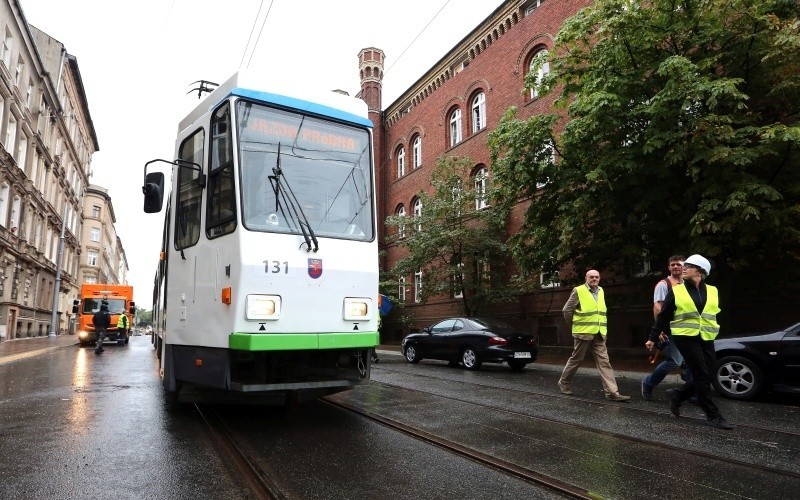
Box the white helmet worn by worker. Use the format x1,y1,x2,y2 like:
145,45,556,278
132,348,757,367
684,254,711,276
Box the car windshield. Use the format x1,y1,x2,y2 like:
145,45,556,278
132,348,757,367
468,318,517,331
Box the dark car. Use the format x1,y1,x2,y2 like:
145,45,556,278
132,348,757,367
401,317,537,371
712,322,800,400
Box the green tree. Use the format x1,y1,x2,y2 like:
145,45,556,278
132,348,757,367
489,0,800,291
384,156,514,316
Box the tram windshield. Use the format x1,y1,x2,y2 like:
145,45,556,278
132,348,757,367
237,101,373,241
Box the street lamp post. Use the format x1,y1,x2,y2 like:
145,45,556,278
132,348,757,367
49,208,67,337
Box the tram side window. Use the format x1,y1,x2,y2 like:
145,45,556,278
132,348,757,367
207,103,236,238
175,129,205,250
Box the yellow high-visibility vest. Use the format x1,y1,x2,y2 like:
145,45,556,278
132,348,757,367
573,285,607,335
117,314,129,329
670,283,720,340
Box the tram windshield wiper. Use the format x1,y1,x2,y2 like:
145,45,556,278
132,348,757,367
269,143,319,252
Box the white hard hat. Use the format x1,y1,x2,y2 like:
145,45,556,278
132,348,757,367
684,254,711,276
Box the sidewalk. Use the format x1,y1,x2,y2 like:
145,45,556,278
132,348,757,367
377,343,658,376
0,334,79,366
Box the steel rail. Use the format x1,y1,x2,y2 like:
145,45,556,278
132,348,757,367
323,397,594,499
194,403,289,500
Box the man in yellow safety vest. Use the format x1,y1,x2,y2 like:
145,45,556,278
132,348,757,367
558,269,630,401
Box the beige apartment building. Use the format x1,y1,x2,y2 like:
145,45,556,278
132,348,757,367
0,1,126,340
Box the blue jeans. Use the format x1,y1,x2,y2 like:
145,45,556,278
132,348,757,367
643,338,690,390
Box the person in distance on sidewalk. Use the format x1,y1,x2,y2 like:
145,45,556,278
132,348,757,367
558,270,630,401
647,254,733,430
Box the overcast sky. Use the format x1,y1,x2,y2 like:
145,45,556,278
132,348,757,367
21,0,503,306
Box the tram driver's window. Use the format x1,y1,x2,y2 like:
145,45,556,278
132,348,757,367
175,129,205,250
207,103,236,238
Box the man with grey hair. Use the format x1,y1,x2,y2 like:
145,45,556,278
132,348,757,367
559,269,630,401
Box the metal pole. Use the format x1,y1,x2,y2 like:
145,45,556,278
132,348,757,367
49,207,67,337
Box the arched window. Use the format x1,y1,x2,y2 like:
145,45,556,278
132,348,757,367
412,135,422,169
529,49,549,99
449,108,462,146
412,197,422,231
474,167,489,210
471,92,486,133
396,205,406,238
396,146,405,178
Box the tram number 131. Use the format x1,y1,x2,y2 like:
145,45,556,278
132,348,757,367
263,260,290,274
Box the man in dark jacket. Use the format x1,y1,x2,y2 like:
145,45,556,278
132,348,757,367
93,303,111,354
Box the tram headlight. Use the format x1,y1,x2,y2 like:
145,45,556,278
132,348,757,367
343,298,371,320
246,295,281,320
78,330,89,340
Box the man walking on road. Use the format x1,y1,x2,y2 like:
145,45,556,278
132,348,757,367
642,255,691,400
93,302,111,354
559,270,630,401
647,254,733,430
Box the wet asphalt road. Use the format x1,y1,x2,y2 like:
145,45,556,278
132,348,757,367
1,336,799,499
0,337,247,500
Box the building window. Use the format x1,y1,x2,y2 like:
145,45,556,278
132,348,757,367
414,269,423,303
449,108,462,146
92,205,101,218
471,92,486,133
453,261,464,298
91,227,100,242
474,167,489,210
412,197,422,231
412,135,422,169
5,115,16,153
16,134,27,169
529,49,550,99
1,30,12,68
15,57,23,85
87,251,98,266
523,0,546,16
396,146,405,178
540,270,560,288
398,277,406,303
396,205,406,239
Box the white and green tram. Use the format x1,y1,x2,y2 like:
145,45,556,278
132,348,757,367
143,72,378,404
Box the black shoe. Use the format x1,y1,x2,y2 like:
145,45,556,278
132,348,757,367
665,388,681,417
707,416,734,430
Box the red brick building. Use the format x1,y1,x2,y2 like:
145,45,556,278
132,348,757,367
357,0,641,348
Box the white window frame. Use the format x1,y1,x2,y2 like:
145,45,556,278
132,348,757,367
396,205,406,239
87,250,98,266
412,136,422,169
397,146,405,178
530,49,550,99
540,270,560,288
453,262,464,298
398,277,407,303
412,198,422,231
471,92,486,132
1,30,12,68
474,167,489,210
90,227,101,242
449,108,462,146
414,269,423,303
5,114,16,153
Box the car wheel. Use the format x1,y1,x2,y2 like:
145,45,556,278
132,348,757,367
461,347,482,370
713,355,764,400
404,345,421,364
508,360,527,371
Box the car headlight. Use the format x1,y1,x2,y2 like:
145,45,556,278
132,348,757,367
246,295,281,320
343,298,371,320
78,330,89,339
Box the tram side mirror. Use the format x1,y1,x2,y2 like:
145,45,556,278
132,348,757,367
72,299,79,314
143,172,165,213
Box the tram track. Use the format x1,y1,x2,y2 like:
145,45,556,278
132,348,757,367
194,403,289,500
364,378,800,483
322,397,594,499
374,363,800,439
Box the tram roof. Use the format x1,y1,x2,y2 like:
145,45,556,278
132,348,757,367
178,71,373,134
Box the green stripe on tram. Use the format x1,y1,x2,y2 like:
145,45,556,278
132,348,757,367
229,331,379,351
